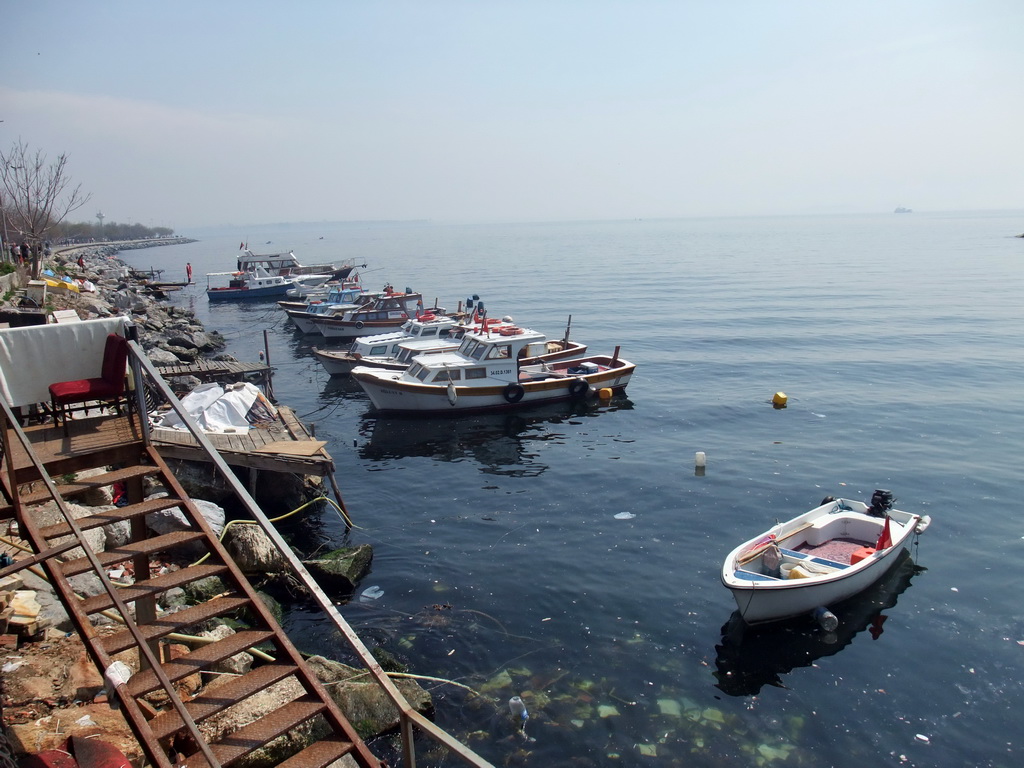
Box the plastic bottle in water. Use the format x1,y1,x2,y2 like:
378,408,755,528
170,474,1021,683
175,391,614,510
813,606,839,632
508,695,528,725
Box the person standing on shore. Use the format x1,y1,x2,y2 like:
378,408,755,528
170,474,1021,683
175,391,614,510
77,254,85,270
186,262,193,283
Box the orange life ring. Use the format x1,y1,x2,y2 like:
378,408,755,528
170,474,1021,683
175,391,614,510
499,326,521,336
420,313,436,321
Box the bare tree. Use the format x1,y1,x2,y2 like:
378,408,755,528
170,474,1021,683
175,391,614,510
0,138,91,275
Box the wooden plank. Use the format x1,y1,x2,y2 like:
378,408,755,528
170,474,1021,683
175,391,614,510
254,440,327,456
152,441,333,474
51,309,82,324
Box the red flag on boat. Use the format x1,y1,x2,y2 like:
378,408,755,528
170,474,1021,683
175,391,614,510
875,516,893,550
239,242,244,250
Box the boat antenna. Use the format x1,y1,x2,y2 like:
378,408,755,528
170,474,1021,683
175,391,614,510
563,314,572,345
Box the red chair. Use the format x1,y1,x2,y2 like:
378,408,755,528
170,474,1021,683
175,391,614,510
49,333,131,436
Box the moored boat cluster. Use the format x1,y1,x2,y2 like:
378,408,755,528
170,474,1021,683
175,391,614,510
216,247,639,415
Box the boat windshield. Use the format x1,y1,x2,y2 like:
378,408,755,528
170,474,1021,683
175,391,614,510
432,369,461,382
460,340,487,360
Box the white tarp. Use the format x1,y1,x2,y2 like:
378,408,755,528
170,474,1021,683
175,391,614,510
155,382,277,435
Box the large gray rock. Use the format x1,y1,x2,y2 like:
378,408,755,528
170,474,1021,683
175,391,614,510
194,655,431,768
305,654,433,736
145,493,225,538
144,345,181,365
30,499,108,561
223,523,288,573
302,545,373,592
199,623,254,676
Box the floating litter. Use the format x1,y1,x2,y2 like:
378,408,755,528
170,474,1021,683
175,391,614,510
360,586,384,601
614,512,636,520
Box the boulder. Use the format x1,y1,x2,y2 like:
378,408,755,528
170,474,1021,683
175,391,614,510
29,500,108,562
194,655,431,768
224,524,288,574
305,654,433,737
198,623,254,676
302,545,373,593
146,493,225,538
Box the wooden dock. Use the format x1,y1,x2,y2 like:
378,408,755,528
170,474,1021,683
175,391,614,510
6,406,334,485
155,359,274,397
151,405,333,475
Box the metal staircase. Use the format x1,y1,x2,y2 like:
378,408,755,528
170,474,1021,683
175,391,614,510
1,432,380,768
0,334,494,768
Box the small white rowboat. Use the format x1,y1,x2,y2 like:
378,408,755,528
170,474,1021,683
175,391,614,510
721,490,931,627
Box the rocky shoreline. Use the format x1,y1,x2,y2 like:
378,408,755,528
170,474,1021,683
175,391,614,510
0,241,429,766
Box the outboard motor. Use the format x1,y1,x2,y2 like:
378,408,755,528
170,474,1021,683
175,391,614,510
867,489,894,518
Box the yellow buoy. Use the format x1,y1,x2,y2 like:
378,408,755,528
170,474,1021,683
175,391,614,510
598,387,613,400
772,392,788,407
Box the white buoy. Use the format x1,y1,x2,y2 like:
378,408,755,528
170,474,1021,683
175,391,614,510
695,451,706,468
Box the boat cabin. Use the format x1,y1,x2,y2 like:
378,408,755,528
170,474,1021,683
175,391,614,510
402,327,548,385
393,337,462,365
237,250,302,274
237,249,351,278
206,265,291,295
349,315,461,357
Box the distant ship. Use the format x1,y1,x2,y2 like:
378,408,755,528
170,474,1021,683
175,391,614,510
894,207,912,214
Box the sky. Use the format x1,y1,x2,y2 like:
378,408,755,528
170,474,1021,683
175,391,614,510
1,1,1022,230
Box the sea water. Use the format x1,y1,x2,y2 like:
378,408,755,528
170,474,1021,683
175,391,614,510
126,211,1024,767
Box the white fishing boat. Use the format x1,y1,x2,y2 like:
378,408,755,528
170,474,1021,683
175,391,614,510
282,282,373,334
350,324,632,413
284,273,333,298
721,490,931,627
236,248,356,279
311,312,467,374
206,266,297,301
310,288,428,340
314,314,587,376
315,335,463,376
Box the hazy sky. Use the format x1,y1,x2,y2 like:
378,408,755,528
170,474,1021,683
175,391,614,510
2,1,1021,229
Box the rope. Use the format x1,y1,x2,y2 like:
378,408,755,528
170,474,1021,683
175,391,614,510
189,494,360,567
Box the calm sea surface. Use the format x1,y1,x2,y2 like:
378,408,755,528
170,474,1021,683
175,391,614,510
124,212,1023,767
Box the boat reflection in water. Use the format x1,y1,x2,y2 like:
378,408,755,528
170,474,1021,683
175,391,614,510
357,398,634,476
714,549,924,696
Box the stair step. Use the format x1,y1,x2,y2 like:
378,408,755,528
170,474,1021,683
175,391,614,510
19,464,161,506
39,497,185,540
275,735,356,768
60,530,207,577
148,662,300,740
79,563,229,616
103,595,252,655
128,629,276,696
182,696,327,768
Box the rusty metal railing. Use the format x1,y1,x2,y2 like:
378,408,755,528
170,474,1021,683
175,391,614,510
127,341,495,768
